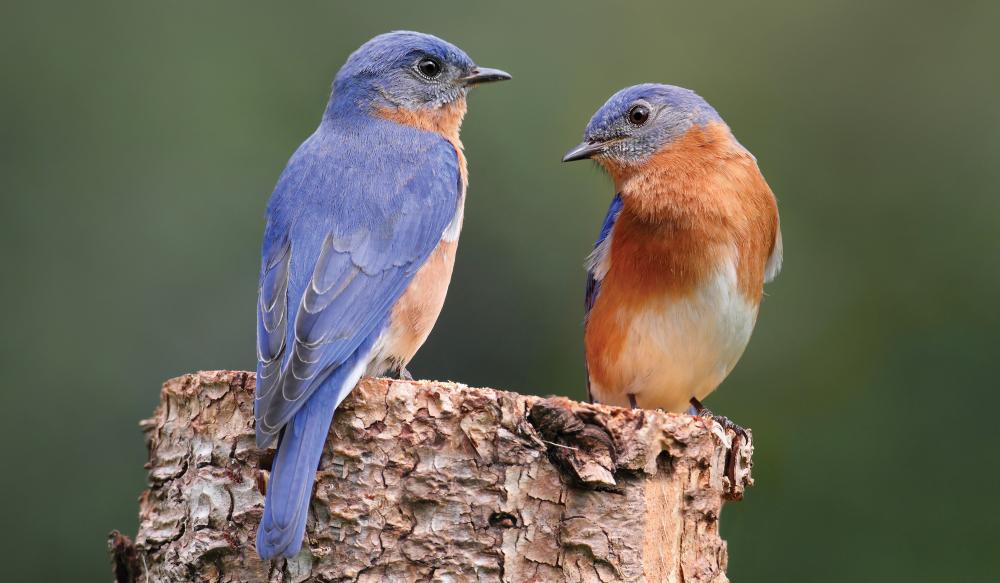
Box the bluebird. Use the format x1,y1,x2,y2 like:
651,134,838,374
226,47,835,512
254,31,509,560
563,84,782,420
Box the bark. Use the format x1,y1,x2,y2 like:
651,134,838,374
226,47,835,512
114,370,753,583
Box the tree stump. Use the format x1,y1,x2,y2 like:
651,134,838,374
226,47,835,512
112,370,753,582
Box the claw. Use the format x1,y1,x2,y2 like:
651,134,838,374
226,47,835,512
689,397,748,491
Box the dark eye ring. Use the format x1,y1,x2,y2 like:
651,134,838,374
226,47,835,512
416,57,442,79
627,104,650,126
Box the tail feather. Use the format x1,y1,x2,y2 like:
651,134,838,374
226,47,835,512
256,343,374,560
256,395,332,559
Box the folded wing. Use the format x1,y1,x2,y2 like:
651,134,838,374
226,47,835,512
255,123,461,447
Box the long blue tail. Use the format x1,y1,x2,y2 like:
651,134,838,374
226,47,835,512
256,355,369,559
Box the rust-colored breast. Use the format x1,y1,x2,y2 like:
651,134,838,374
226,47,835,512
604,122,779,301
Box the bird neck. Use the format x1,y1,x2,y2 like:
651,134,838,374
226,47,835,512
319,93,470,188
375,98,469,189
373,97,468,148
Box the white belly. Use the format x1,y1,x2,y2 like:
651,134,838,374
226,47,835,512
590,261,758,412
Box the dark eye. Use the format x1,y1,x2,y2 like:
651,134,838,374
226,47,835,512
627,104,650,126
416,57,442,79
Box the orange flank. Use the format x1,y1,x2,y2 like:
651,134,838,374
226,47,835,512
380,238,459,367
586,122,780,411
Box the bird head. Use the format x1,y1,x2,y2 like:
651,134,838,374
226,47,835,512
329,31,510,116
562,84,722,167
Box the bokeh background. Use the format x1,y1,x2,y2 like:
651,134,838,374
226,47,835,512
3,1,998,580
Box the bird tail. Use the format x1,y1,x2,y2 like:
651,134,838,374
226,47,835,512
256,388,334,560
256,353,371,560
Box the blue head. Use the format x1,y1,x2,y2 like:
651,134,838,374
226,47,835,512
327,31,510,117
563,84,722,165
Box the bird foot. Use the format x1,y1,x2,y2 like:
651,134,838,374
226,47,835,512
689,397,749,493
688,397,748,436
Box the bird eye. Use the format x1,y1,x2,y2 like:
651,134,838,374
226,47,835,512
416,57,442,79
627,104,650,126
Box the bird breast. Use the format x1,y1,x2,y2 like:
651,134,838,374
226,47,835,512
587,245,758,412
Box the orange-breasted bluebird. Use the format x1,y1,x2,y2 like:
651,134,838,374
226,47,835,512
563,84,781,415
254,31,509,559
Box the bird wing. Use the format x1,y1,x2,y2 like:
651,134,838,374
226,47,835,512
255,121,461,446
584,194,624,321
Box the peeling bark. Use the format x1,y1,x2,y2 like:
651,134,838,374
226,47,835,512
116,371,752,582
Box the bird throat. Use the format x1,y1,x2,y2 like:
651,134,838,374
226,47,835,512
375,98,468,150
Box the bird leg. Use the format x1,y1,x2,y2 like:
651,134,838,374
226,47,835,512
627,393,638,409
388,365,414,381
689,397,748,487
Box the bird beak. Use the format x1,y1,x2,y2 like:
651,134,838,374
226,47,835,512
562,139,616,162
460,67,512,87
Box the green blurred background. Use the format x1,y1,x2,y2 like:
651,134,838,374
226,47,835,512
3,1,998,580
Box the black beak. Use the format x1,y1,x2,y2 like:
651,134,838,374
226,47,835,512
460,67,512,87
562,140,611,162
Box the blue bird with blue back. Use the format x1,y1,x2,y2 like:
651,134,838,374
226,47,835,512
254,31,509,560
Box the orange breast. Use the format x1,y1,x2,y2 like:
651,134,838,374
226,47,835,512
601,122,779,301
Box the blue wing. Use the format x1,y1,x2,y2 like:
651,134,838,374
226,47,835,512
584,194,623,321
255,118,461,447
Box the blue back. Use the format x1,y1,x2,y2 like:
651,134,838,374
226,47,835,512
255,114,461,446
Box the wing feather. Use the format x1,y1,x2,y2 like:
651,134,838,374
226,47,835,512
585,194,623,321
